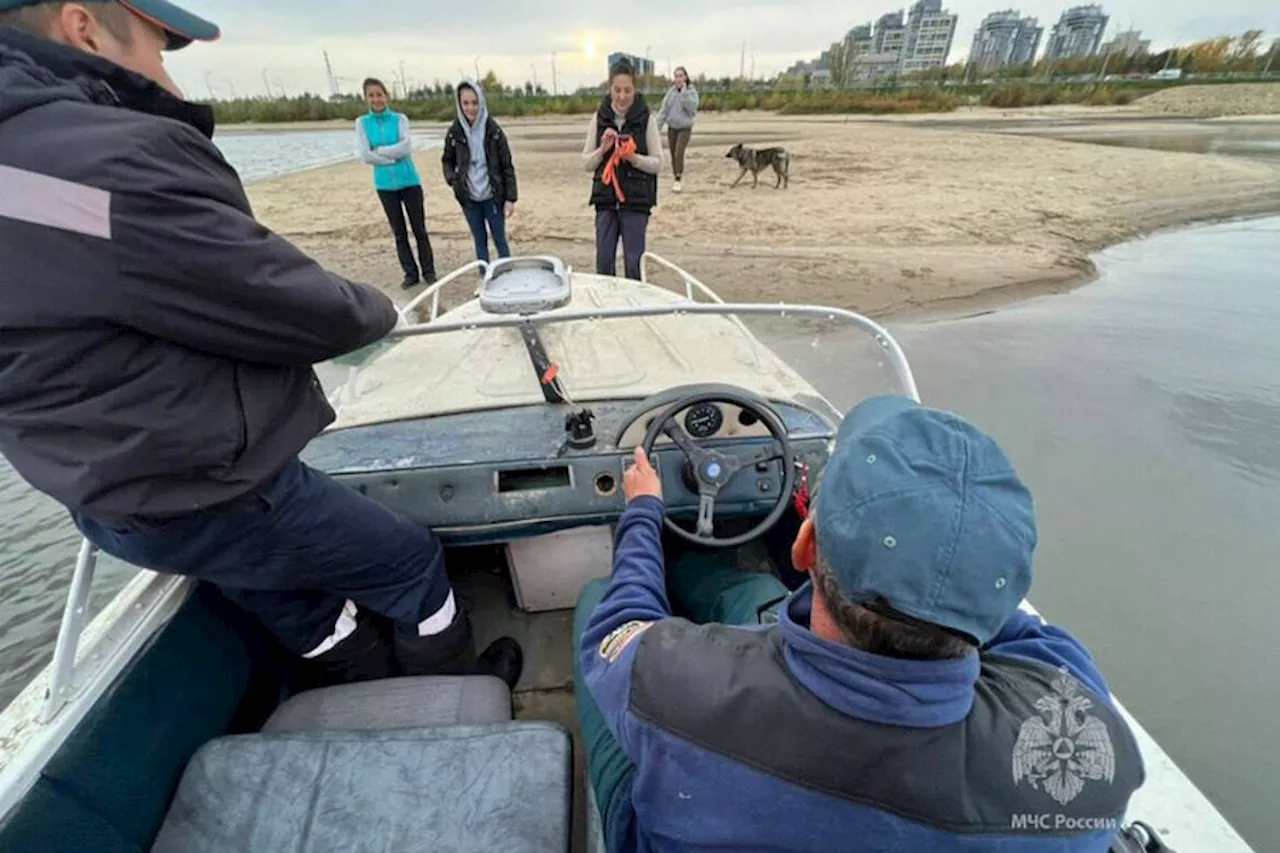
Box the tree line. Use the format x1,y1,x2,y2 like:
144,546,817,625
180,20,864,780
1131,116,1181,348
207,82,1176,125
204,32,1276,126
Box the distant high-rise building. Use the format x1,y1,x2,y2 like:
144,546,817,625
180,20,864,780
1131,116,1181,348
797,2,956,87
900,0,958,73
1044,5,1109,59
844,24,876,58
1098,29,1150,58
874,11,907,56
971,10,1021,68
1010,18,1043,64
831,24,877,83
971,10,1043,69
967,9,1039,68
606,52,655,79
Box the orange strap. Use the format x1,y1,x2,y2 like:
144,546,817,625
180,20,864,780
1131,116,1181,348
601,137,638,204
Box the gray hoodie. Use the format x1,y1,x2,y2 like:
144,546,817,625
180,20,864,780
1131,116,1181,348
658,85,700,131
456,80,492,201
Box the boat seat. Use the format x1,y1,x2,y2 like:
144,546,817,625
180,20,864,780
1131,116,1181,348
152,676,570,853
151,722,573,853
262,674,513,732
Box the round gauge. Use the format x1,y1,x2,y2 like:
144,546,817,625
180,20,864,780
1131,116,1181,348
684,403,724,438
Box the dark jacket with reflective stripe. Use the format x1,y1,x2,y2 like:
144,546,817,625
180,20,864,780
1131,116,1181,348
590,94,657,213
0,28,397,522
581,498,1146,853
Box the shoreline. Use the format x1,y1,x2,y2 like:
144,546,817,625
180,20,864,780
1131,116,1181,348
890,208,1280,324
243,112,1280,321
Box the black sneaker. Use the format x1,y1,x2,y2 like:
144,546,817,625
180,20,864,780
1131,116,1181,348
401,274,421,289
423,271,438,286
478,637,524,690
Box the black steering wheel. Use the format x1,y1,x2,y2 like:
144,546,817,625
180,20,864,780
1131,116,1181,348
640,389,796,549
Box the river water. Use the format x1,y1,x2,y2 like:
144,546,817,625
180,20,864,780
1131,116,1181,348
891,217,1280,849
213,127,443,182
0,131,1276,848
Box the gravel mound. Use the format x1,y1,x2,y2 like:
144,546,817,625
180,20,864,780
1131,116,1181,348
1138,83,1280,117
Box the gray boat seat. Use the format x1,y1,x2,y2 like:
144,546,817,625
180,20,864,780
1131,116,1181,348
152,677,572,853
263,674,513,732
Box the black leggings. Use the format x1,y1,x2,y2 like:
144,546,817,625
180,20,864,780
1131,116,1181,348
378,185,435,279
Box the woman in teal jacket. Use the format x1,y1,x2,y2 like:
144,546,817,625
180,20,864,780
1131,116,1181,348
356,78,436,287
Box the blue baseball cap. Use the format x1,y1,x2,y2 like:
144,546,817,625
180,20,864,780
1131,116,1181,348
0,0,220,49
813,395,1037,646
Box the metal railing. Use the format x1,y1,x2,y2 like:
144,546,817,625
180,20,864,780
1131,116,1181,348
398,260,490,324
639,253,727,304
388,300,921,404
379,252,921,403
41,540,99,723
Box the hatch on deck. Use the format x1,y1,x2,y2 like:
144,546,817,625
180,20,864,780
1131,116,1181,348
481,256,573,315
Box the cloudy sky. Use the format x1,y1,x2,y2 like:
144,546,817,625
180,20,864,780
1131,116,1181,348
165,0,1278,100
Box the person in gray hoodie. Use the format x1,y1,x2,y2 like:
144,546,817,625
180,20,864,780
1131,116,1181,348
657,66,699,193
441,80,517,264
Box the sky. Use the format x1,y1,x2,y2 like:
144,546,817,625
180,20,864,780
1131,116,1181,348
164,0,1279,100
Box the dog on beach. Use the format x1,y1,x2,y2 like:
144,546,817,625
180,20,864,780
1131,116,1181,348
725,143,790,189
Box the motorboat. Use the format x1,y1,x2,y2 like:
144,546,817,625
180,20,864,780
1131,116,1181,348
0,255,1254,852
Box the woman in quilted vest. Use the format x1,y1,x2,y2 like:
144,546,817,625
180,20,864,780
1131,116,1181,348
581,59,663,281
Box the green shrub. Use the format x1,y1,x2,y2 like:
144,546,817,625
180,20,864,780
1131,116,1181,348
777,89,958,115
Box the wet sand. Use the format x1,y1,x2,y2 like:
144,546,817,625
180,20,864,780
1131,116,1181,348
246,112,1280,317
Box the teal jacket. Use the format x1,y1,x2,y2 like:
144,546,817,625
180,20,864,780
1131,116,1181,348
356,109,420,192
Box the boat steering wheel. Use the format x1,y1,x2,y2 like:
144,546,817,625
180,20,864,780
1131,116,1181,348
640,389,797,549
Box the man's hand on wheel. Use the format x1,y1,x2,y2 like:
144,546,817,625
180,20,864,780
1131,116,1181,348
625,447,663,503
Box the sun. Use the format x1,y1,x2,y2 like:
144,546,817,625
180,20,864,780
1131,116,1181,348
584,37,596,58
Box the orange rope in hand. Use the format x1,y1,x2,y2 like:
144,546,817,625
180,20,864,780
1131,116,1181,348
601,136,637,204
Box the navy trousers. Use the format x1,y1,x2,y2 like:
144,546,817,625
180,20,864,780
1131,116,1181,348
73,459,452,656
594,208,649,280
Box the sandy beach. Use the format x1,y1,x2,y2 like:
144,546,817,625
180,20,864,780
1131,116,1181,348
246,110,1280,317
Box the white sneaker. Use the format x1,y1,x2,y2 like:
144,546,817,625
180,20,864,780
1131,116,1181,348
673,180,683,193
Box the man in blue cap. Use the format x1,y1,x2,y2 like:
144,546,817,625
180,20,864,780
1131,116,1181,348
576,395,1145,852
0,2,521,686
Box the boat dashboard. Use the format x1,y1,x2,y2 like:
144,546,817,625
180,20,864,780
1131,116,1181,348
303,395,836,545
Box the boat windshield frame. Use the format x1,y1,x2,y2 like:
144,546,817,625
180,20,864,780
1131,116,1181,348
385,253,921,406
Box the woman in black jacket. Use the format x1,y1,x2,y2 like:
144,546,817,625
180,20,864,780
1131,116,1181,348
441,80,518,263
582,59,663,280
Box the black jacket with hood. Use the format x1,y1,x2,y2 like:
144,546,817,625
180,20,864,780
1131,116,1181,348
0,27,397,523
441,81,517,207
